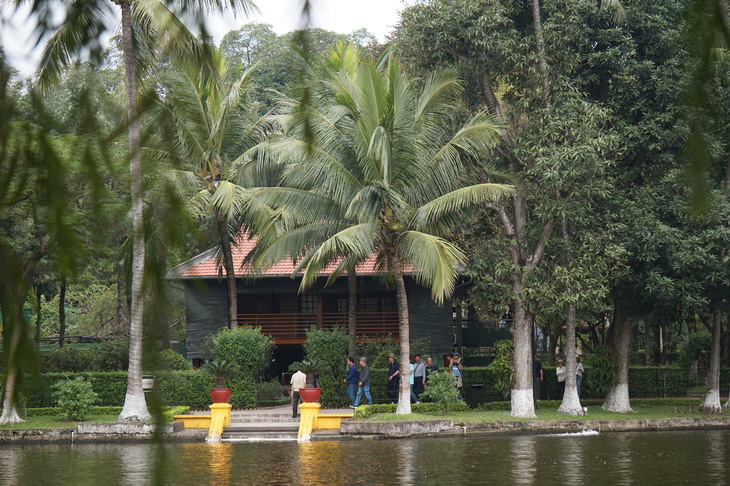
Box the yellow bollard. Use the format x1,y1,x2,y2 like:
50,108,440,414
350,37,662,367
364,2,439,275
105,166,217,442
207,403,232,442
297,403,320,442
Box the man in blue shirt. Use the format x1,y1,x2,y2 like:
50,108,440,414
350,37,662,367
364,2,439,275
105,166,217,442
344,357,358,407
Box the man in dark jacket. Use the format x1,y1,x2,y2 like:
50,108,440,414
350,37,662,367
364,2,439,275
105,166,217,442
353,356,372,407
425,357,439,384
386,353,400,404
344,357,358,407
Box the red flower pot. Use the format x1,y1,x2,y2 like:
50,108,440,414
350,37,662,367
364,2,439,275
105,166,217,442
210,388,232,404
298,388,321,403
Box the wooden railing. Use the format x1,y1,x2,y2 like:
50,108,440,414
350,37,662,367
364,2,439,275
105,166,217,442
236,312,400,343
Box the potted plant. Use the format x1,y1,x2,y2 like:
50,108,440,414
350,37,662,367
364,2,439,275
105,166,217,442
288,359,328,403
202,359,240,403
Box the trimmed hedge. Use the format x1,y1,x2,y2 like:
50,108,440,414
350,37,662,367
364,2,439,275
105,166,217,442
354,402,471,419
3,405,191,421
22,371,256,410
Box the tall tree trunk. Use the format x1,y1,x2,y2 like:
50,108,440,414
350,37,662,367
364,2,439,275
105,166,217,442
217,212,238,329
602,303,638,413
644,322,652,365
510,293,536,417
700,309,722,413
58,278,66,348
531,0,551,110
393,254,411,415
0,300,26,425
119,0,151,422
347,271,357,359
558,220,581,415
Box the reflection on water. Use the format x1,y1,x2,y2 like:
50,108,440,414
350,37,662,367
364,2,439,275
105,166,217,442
1,430,729,485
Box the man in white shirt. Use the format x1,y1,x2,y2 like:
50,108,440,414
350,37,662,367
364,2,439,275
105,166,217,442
291,370,307,418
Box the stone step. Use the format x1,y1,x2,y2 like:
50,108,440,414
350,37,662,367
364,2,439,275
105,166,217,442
230,417,300,424
223,423,300,434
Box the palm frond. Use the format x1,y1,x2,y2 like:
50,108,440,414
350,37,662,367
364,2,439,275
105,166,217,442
397,231,466,304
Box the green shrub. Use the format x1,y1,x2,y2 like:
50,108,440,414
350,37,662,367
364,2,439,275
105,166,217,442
677,331,712,370
212,326,274,381
420,371,461,415
41,340,129,372
228,375,257,410
581,347,618,397
487,340,514,399
357,337,399,369
53,378,98,420
143,349,191,371
354,401,470,419
256,381,283,401
162,406,191,422
303,328,349,407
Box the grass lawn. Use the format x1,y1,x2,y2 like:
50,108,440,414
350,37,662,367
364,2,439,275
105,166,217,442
362,404,728,423
0,414,119,430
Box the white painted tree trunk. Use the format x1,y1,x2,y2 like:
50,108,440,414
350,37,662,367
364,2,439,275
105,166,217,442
700,310,722,414
0,370,24,425
510,300,535,418
601,306,636,413
393,255,412,415
558,301,582,415
602,383,632,413
118,0,150,422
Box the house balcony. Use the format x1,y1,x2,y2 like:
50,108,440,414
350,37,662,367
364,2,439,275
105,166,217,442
236,312,400,345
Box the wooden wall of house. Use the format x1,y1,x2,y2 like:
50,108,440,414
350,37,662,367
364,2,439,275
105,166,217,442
182,276,455,359
406,279,454,354
184,281,228,359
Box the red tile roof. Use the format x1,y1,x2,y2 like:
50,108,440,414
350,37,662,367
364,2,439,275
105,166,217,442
172,233,402,278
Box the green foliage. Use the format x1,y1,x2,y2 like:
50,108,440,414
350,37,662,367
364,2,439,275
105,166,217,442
303,327,349,374
357,337,399,369
162,406,191,422
255,381,283,401
201,359,240,378
302,327,349,407
288,359,329,375
53,378,98,420
582,347,619,397
41,341,129,372
228,375,256,410
212,326,274,381
143,349,191,371
677,331,712,370
487,340,514,399
354,401,470,419
419,371,461,415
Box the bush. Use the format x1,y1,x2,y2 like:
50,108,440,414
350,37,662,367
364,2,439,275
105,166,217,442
212,326,274,381
419,371,461,414
303,327,349,407
357,337,399,369
41,340,129,372
487,340,514,400
143,349,191,371
581,347,618,397
677,331,712,370
162,406,191,422
256,381,283,401
53,378,98,420
354,402,470,419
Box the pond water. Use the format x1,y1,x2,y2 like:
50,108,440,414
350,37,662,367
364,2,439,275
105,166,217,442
1,430,728,485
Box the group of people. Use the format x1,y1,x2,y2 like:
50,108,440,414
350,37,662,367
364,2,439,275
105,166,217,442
343,352,464,408
533,354,584,409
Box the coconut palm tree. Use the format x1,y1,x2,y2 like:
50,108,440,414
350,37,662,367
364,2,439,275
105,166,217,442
29,0,256,422
149,47,272,330
252,43,513,414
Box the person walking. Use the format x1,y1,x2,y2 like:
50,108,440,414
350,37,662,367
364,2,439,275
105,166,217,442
408,359,420,403
556,359,566,399
412,354,426,399
425,357,439,384
386,353,400,404
353,357,372,407
451,353,464,400
575,356,584,397
533,354,543,410
344,357,358,407
291,369,306,418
